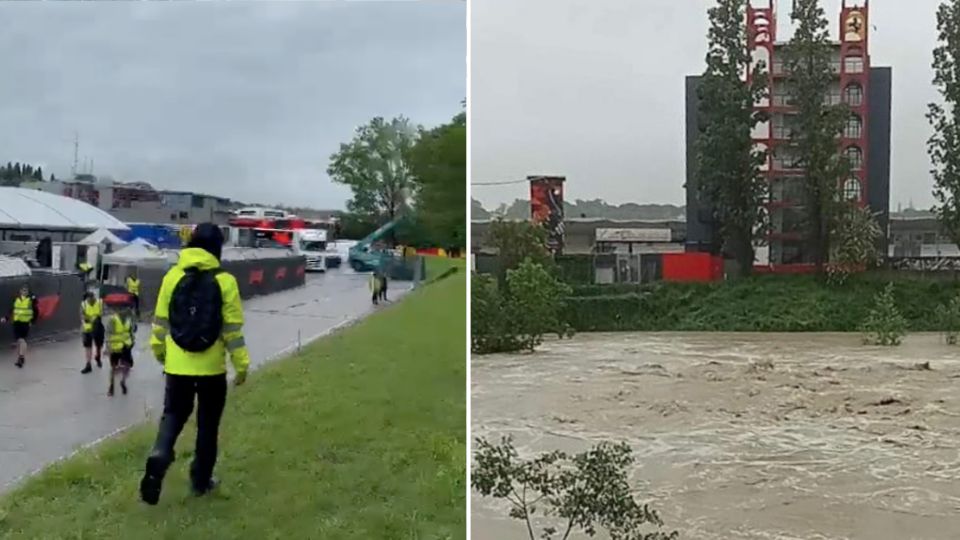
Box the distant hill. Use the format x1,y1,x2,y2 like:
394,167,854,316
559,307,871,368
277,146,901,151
472,198,684,221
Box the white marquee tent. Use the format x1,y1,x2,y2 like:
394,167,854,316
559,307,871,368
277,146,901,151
0,187,128,231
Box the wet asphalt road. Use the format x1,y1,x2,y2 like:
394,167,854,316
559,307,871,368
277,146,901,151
0,270,410,492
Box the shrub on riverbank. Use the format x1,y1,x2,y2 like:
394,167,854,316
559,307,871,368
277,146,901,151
565,273,960,333
472,259,572,354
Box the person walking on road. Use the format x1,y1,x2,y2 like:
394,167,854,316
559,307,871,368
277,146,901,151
105,298,135,396
370,270,381,305
378,271,388,302
126,270,141,321
80,292,105,373
140,223,250,505
2,284,37,368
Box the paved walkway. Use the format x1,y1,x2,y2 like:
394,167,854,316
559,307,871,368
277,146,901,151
0,270,410,491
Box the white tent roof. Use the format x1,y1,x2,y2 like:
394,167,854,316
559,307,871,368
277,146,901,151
0,187,129,231
130,237,156,248
0,255,31,278
101,243,169,267
79,228,127,246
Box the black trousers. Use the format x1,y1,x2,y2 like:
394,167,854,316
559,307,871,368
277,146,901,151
150,373,227,488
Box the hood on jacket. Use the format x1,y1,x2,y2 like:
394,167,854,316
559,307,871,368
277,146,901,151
177,247,221,271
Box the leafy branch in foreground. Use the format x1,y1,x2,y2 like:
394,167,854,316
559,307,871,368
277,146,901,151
472,437,678,540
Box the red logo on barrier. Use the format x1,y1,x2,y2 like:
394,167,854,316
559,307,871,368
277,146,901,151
249,269,264,285
295,266,305,277
37,295,60,321
275,267,287,280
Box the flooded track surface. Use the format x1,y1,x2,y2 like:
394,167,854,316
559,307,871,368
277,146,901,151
0,270,410,492
472,333,960,540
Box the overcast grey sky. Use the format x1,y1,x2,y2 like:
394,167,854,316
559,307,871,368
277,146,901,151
471,0,938,210
0,1,464,209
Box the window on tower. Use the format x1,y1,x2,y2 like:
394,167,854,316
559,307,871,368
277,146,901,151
844,114,863,139
844,146,863,170
844,83,863,106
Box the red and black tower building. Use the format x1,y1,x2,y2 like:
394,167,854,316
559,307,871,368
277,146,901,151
686,0,891,269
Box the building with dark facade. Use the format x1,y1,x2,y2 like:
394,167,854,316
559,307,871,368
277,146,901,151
686,0,891,268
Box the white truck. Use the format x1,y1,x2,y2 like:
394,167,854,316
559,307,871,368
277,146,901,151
293,229,329,272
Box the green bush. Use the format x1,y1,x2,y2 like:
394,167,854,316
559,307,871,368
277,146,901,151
562,273,960,333
471,259,572,354
937,292,960,345
861,282,907,346
570,283,646,297
505,260,573,350
470,273,523,354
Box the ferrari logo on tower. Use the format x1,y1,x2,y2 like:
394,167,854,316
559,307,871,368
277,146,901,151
844,10,865,42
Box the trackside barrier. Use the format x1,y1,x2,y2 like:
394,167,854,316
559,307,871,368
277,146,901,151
0,256,306,346
0,271,85,346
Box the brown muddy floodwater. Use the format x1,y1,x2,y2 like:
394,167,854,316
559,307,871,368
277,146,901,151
472,333,960,540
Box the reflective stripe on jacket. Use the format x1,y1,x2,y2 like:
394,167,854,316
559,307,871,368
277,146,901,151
82,300,102,332
150,247,250,376
107,315,133,352
13,296,33,323
126,277,140,295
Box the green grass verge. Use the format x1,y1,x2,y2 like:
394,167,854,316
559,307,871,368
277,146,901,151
425,256,464,281
0,273,466,539
566,273,960,332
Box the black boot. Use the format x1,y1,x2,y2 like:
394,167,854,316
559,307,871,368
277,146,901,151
191,476,219,497
81,363,92,374
121,380,128,395
95,355,102,369
15,356,24,368
140,452,171,505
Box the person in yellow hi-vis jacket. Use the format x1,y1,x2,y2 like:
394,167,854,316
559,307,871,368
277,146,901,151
2,284,36,368
125,270,141,320
139,223,250,505
104,299,135,396
369,270,382,305
79,292,104,374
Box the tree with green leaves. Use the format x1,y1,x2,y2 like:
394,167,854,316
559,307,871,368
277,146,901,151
929,1,960,246
473,437,678,540
327,116,419,232
782,0,851,274
861,282,907,346
827,205,882,284
695,0,769,278
484,218,552,284
409,111,466,249
0,162,45,186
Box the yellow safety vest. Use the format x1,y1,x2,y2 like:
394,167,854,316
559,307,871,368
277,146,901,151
82,300,102,332
13,296,33,323
108,315,133,352
126,277,140,295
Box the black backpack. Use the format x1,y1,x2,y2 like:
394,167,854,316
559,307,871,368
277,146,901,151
169,268,224,352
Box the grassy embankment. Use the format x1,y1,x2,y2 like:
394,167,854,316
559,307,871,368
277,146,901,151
566,273,960,332
0,260,466,539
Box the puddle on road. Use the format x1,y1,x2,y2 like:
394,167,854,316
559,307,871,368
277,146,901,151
472,333,960,540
